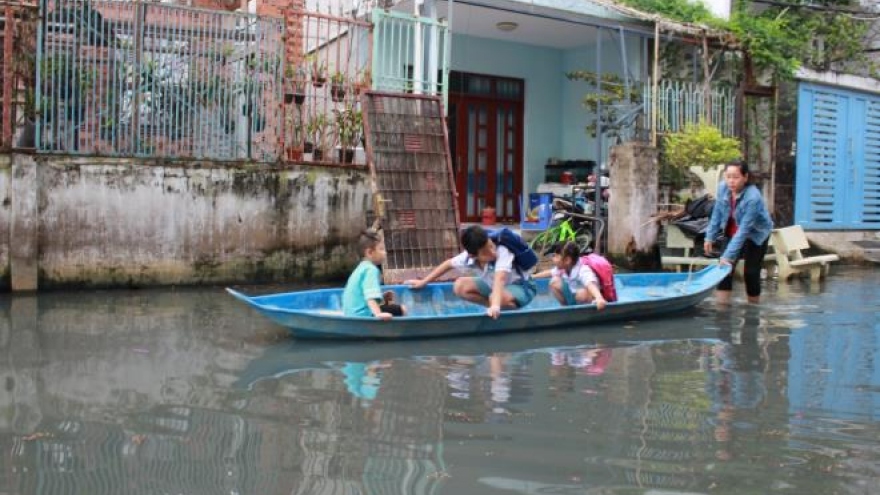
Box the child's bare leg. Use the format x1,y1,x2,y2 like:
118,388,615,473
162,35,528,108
549,278,567,305
453,278,489,306
574,288,594,304
498,290,519,309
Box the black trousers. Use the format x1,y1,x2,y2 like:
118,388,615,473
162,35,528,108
717,237,770,297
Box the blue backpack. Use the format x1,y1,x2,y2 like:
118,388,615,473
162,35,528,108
489,228,539,272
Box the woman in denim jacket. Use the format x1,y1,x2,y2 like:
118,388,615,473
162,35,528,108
704,162,774,304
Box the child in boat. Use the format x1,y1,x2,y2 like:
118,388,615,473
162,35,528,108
404,225,536,319
534,241,607,310
342,229,406,319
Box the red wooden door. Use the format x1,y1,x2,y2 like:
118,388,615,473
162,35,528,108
449,73,524,223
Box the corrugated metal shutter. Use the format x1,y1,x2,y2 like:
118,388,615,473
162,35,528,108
796,83,880,229
864,99,880,224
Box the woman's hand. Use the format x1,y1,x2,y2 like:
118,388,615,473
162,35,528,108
703,241,713,256
404,279,427,290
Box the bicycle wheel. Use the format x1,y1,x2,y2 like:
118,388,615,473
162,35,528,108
574,229,594,254
529,229,558,257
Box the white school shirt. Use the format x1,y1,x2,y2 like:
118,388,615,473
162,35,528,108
449,244,529,285
550,261,598,293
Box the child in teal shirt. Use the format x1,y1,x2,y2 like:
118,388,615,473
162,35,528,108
342,229,406,319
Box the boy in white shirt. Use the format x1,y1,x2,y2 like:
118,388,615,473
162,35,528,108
535,241,607,310
405,225,536,319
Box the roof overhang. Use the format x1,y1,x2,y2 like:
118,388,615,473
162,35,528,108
796,67,880,95
391,0,733,43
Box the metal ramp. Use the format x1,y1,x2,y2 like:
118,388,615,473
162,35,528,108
361,92,460,283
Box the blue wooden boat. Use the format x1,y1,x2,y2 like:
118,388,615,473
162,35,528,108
226,265,730,340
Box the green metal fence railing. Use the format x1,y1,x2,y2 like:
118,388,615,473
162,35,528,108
642,79,737,137
371,9,449,110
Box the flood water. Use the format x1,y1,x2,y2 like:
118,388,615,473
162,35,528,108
1,266,879,495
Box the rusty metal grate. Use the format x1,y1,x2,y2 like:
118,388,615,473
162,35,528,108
361,92,460,283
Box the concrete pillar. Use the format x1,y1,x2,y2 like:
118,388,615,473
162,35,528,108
607,143,660,269
10,154,37,292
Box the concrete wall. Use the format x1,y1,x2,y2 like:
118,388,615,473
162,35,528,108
0,156,9,288
1,154,372,291
607,142,659,269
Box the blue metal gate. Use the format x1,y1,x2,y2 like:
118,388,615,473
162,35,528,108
795,83,880,229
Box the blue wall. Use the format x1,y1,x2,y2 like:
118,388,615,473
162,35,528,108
450,34,562,194
562,33,645,163
451,32,645,193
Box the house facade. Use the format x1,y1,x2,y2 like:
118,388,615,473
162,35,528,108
0,0,739,290
365,0,735,223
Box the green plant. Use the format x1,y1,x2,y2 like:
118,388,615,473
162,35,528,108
307,113,333,156
619,0,877,80
334,105,362,151
286,64,308,93
355,68,371,92
288,108,305,147
330,71,345,85
565,70,642,140
308,55,327,85
662,123,741,172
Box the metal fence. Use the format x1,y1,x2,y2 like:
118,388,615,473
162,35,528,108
281,5,372,164
0,2,38,150
37,0,285,160
642,79,738,137
371,9,448,108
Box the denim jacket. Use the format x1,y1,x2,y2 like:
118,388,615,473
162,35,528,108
706,182,774,262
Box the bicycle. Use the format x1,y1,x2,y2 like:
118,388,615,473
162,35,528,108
529,210,604,257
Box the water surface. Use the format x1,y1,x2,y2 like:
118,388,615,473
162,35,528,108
1,267,879,494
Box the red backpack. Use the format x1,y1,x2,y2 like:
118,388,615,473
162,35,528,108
580,254,618,302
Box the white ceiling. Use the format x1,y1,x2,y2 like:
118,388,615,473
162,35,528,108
435,2,601,49
386,0,639,49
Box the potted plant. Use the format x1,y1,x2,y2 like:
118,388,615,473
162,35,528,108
334,105,362,163
285,64,308,105
286,108,306,161
330,71,346,102
307,113,332,161
662,122,741,190
309,55,327,87
354,68,371,94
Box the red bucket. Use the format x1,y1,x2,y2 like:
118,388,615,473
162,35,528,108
560,171,574,184
481,207,496,226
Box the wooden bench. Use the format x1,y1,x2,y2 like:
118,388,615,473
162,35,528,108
770,225,839,282
661,223,718,271
661,224,776,274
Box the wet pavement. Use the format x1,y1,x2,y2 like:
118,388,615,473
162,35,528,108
1,266,879,494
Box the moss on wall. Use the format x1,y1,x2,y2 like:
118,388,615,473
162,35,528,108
21,155,371,289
